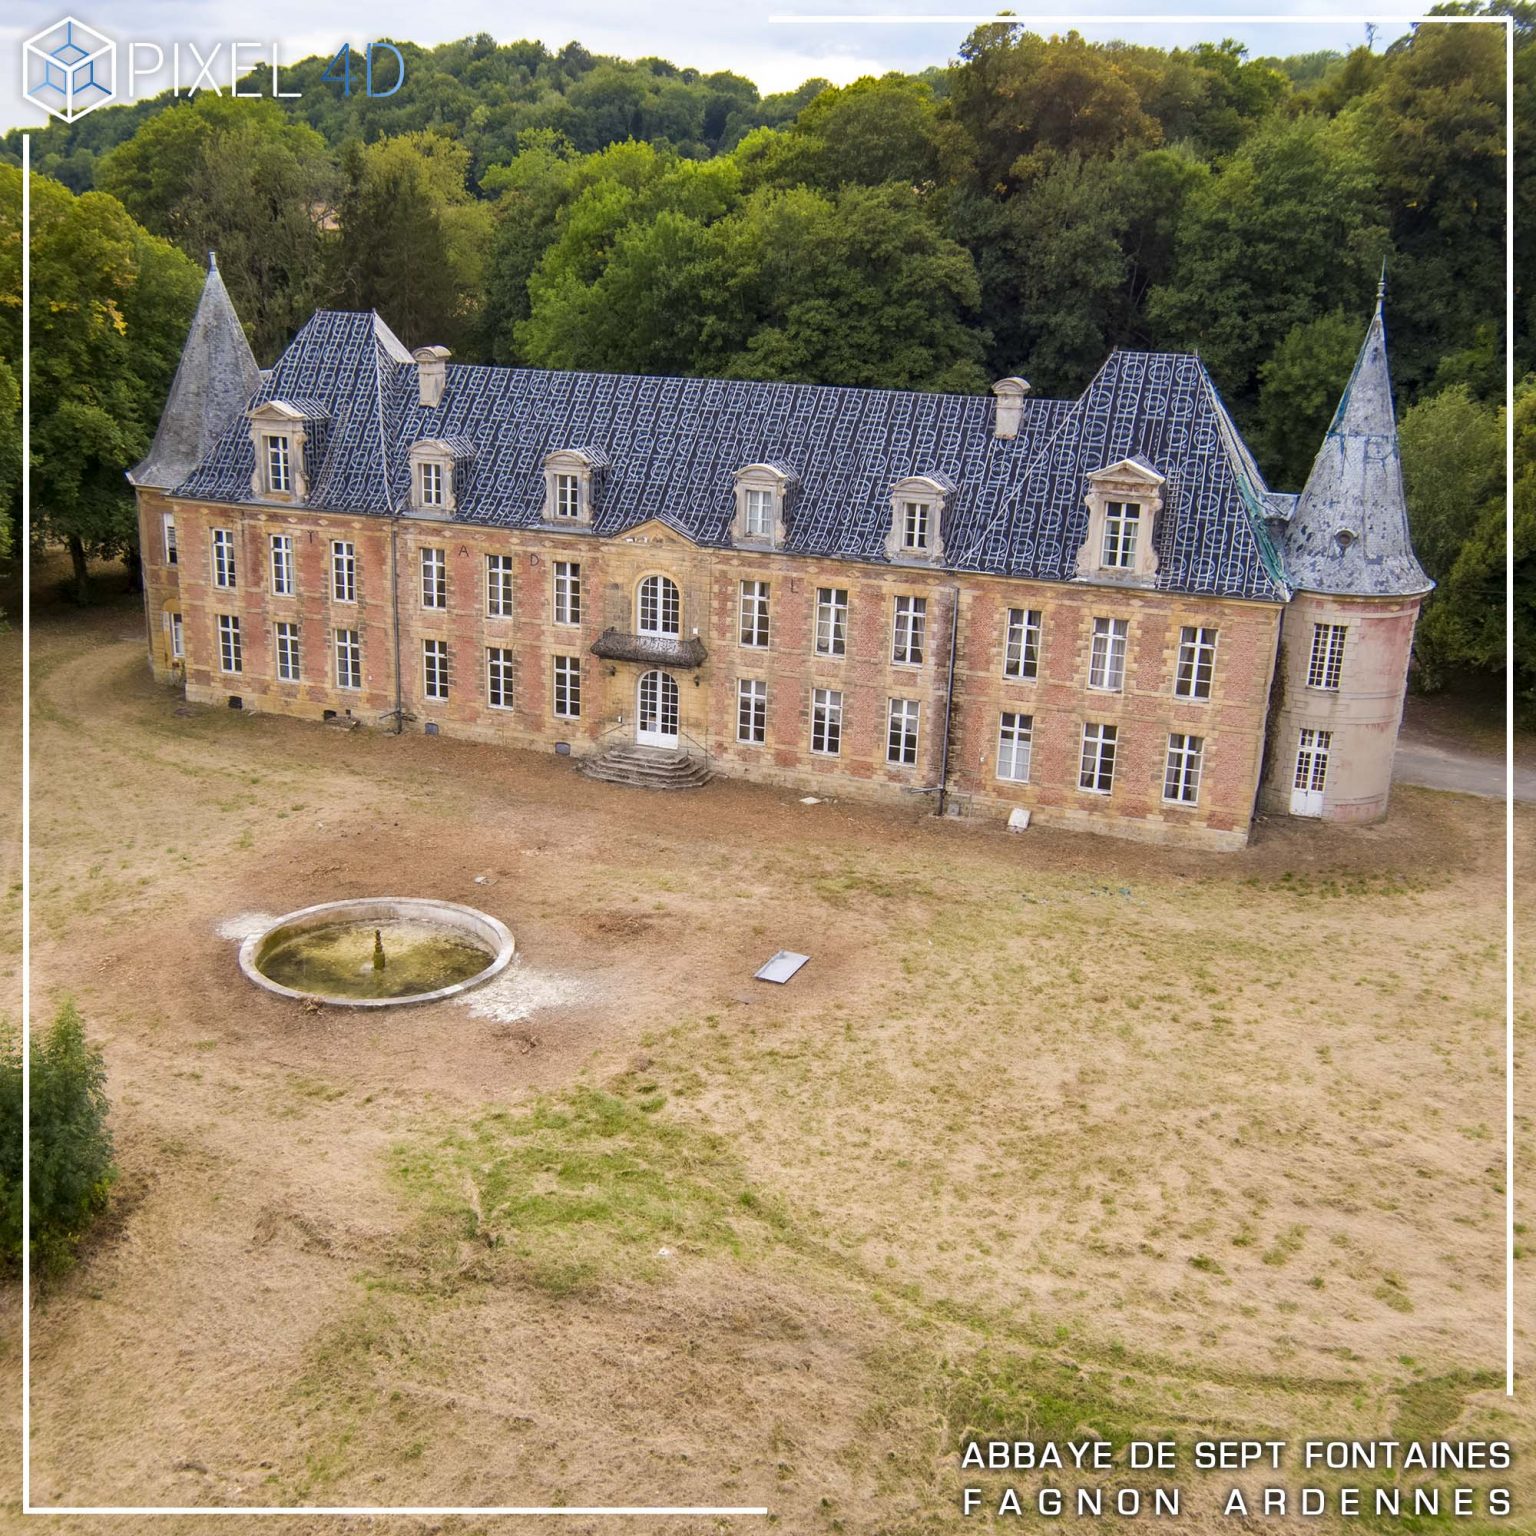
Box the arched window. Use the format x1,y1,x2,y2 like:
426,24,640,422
637,575,680,636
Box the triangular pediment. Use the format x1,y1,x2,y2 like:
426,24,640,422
616,517,699,546
1087,456,1166,486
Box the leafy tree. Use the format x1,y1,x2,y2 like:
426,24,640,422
0,168,201,603
1252,312,1364,490
1400,382,1505,581
333,132,494,355
0,1002,117,1276
96,96,335,364
1147,113,1385,404
0,357,18,566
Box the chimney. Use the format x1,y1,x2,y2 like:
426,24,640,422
413,345,451,409
991,376,1031,440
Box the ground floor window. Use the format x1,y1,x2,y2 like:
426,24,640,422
334,628,361,691
217,614,242,674
1294,727,1331,792
997,712,1032,782
1079,721,1117,794
553,655,581,718
811,687,842,756
487,647,514,710
1163,732,1203,804
423,639,450,701
275,621,301,682
738,678,766,744
169,612,183,660
887,697,919,765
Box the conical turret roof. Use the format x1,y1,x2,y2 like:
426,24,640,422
1279,299,1432,598
129,255,260,490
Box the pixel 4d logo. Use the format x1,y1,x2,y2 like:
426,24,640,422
23,17,116,123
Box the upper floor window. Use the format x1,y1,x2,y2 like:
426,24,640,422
892,595,926,666
542,448,603,527
486,554,514,618
816,588,848,657
1175,626,1217,700
270,533,294,597
421,547,447,610
638,574,680,637
744,490,773,539
420,461,445,507
885,475,950,564
1307,623,1347,691
739,580,770,648
407,438,462,516
554,473,581,519
1004,608,1041,680
1088,617,1128,692
553,561,581,626
1100,502,1141,569
212,528,236,590
1077,460,1164,583
732,464,793,547
331,540,356,604
264,434,291,494
163,513,178,565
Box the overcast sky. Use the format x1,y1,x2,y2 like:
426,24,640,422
5,2,1419,134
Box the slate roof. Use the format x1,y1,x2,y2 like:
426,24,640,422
1279,304,1433,598
172,308,1293,602
129,259,260,490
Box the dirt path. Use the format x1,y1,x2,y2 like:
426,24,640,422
1393,737,1536,801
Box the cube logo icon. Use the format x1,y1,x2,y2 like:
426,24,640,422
23,18,115,123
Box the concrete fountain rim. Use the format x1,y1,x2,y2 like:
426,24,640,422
237,897,515,1009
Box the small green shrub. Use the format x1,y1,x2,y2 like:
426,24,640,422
0,1002,117,1275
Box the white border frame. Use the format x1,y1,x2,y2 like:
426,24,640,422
16,9,1517,1519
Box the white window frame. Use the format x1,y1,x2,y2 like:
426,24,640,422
419,460,445,508
637,574,680,637
1295,727,1332,792
331,541,356,604
553,472,582,520
264,433,292,494
743,488,774,540
212,528,236,590
815,587,848,657
1079,722,1117,794
997,712,1033,783
421,546,447,610
163,513,177,565
552,561,581,626
1307,623,1347,691
1004,608,1041,680
423,638,450,701
892,595,926,666
811,687,843,756
334,628,361,691
486,554,514,618
902,499,931,553
1100,500,1141,569
1175,626,1217,700
553,655,581,719
1164,732,1204,805
217,613,242,674
1088,617,1128,692
737,678,766,745
270,533,294,597
275,620,301,683
169,611,184,661
739,580,770,648
887,698,920,766
486,647,514,710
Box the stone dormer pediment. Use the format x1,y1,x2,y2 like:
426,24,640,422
1087,457,1166,489
617,518,698,548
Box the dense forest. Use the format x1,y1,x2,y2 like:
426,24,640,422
0,13,1528,697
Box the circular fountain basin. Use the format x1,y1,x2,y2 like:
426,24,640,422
239,898,514,1008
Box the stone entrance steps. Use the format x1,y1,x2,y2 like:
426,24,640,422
580,742,712,790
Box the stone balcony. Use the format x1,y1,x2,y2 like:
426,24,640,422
589,629,708,668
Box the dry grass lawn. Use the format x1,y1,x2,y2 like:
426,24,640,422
0,565,1531,1534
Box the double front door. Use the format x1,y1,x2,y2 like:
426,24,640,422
636,670,679,749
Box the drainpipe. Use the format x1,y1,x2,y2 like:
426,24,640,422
935,584,960,818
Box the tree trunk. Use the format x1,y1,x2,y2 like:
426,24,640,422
124,542,142,594
67,535,90,606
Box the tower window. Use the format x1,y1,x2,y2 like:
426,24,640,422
1307,623,1347,691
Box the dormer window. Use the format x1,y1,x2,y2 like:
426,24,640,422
731,464,794,548
542,448,605,528
1077,460,1165,584
407,438,466,519
885,475,951,564
247,400,315,504
1101,501,1141,569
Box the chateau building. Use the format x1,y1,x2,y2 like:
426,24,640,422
130,261,1431,851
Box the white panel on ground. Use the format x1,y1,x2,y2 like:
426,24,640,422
755,951,810,984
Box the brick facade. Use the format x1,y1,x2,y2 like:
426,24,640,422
140,491,1282,851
